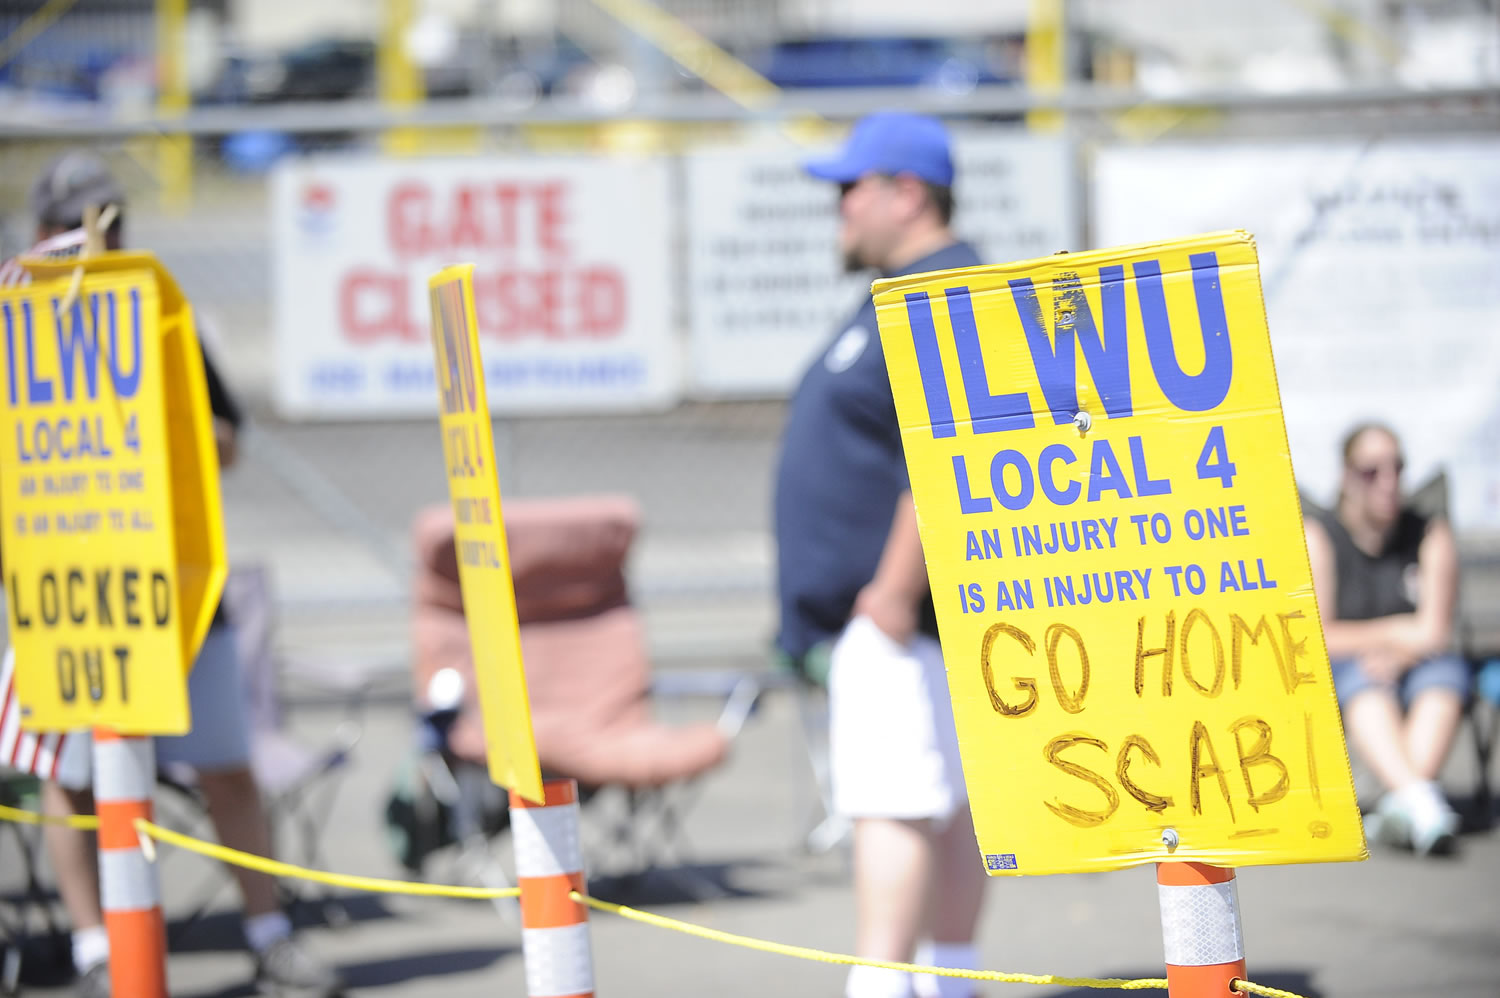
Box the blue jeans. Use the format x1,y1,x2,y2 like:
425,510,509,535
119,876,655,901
1330,654,1472,710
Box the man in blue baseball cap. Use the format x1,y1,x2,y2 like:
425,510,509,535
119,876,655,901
773,112,987,998
802,111,959,277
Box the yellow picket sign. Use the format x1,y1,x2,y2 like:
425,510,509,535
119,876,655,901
427,264,544,804
1,252,225,734
873,230,1366,876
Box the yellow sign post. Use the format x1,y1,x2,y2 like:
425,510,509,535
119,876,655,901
427,264,544,804
1,252,225,735
874,230,1365,877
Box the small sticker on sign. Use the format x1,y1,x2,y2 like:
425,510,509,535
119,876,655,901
985,854,1018,871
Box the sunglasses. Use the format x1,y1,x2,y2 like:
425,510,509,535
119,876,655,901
838,174,901,200
1351,458,1404,482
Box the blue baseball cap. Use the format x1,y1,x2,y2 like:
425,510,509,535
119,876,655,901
803,111,955,187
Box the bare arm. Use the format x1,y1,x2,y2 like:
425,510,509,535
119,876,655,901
214,417,238,469
1409,518,1459,653
853,491,929,644
1304,517,1341,636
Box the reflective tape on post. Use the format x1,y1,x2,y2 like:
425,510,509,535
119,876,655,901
510,779,593,998
1157,862,1246,998
93,729,167,998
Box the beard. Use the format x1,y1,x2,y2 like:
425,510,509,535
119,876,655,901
842,246,870,274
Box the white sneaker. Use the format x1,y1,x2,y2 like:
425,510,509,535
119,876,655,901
1405,781,1460,857
1370,793,1413,848
1375,782,1459,856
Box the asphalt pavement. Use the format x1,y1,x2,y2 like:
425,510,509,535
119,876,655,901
3,672,1498,998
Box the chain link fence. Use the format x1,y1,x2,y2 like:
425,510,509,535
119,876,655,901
3,83,1498,667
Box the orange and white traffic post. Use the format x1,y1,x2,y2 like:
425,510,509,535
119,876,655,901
93,728,168,998
1156,860,1246,998
510,779,594,998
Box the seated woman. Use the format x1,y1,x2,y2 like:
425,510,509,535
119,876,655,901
1305,423,1470,856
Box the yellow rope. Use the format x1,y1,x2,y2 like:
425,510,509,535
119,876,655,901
572,891,1169,990
584,0,828,146
135,821,519,900
1283,0,1402,66
586,0,781,111
0,806,1306,996
1232,981,1308,998
0,805,516,898
0,0,79,71
0,802,98,829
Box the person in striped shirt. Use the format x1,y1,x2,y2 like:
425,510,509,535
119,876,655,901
2,152,343,998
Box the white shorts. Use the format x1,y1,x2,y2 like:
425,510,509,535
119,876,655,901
828,615,967,822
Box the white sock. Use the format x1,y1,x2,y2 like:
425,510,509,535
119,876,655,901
845,964,914,998
244,911,293,954
914,941,979,998
72,925,110,974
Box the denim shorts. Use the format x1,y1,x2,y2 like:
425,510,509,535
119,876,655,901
1330,653,1472,710
53,625,252,789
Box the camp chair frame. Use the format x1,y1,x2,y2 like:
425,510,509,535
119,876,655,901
0,772,68,997
155,563,369,943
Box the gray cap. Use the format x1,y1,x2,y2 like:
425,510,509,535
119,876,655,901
29,152,126,229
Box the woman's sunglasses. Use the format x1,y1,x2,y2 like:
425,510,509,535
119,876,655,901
1351,458,1404,483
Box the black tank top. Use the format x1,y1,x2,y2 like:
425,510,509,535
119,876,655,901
1310,507,1429,621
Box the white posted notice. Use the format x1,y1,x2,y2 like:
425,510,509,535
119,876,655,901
684,133,1076,397
272,155,678,418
